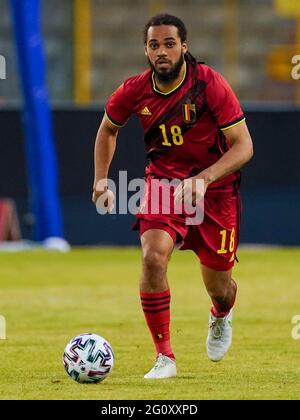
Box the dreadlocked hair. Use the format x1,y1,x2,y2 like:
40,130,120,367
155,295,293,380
184,51,198,66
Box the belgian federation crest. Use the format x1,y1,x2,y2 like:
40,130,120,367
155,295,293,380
182,103,197,124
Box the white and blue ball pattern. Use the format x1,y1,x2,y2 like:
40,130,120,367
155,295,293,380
63,333,114,383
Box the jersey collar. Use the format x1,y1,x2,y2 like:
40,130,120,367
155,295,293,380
151,61,187,96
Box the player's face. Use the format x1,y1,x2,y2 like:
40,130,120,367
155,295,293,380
145,25,187,83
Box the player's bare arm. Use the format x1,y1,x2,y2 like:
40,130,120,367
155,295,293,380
198,121,253,186
92,115,119,204
174,121,253,203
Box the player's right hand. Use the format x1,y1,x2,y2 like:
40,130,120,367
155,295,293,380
92,180,115,214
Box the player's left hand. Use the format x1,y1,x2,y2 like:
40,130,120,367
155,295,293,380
174,176,208,206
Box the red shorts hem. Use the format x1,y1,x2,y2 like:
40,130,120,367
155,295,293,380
133,218,178,243
198,257,235,272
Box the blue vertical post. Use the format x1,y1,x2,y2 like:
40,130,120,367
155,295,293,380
11,0,66,244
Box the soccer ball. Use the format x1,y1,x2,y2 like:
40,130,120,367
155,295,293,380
63,333,114,383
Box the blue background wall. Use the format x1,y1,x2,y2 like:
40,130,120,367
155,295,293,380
0,108,299,245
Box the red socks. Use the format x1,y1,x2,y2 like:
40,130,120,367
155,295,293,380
211,279,237,318
140,281,237,358
140,289,175,360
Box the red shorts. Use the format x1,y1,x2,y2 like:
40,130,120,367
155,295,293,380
133,178,241,271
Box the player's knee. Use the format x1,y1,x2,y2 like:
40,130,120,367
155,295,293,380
142,249,169,274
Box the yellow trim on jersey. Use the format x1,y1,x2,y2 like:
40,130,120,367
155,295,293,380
220,117,246,131
152,61,187,95
104,111,126,128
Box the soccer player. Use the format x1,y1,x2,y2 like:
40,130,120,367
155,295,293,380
93,14,253,379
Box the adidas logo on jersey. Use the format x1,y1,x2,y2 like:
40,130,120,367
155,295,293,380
140,106,152,116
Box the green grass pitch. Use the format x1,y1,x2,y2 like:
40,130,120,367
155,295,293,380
0,247,299,400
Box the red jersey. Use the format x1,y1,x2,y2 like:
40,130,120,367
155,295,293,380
105,61,245,194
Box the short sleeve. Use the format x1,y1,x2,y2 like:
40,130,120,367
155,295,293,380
206,69,245,131
105,80,135,128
